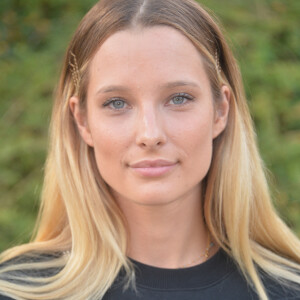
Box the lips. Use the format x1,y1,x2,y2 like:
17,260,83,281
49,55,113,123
130,159,177,168
129,159,178,177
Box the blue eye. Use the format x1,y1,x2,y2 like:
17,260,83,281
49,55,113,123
111,99,125,109
172,96,185,105
103,98,126,110
169,93,194,105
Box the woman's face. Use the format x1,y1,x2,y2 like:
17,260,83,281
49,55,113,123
71,26,229,206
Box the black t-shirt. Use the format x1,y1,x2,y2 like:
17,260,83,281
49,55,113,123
103,250,300,300
0,250,299,299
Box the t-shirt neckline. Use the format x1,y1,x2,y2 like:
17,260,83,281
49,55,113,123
128,249,234,289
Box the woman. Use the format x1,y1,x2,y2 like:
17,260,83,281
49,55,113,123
0,0,299,299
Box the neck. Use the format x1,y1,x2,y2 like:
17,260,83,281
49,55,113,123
114,186,212,268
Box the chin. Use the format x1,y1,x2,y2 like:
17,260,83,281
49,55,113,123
132,196,178,207
110,187,180,207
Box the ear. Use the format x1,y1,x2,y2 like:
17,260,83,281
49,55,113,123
69,96,94,147
212,85,230,139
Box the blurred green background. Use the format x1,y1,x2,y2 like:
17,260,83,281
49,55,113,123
0,0,299,252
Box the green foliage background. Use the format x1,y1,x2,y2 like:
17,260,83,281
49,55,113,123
0,0,299,252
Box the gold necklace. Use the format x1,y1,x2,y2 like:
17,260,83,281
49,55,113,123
62,235,215,268
177,234,214,269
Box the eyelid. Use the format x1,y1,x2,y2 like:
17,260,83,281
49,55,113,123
167,92,195,104
102,97,131,111
102,97,125,106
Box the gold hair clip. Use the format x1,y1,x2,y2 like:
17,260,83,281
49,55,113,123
69,51,81,94
215,50,221,75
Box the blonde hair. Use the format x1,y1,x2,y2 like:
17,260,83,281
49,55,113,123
1,0,300,299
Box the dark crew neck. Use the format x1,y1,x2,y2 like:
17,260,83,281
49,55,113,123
129,249,235,290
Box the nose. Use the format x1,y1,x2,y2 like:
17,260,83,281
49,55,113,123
135,105,167,149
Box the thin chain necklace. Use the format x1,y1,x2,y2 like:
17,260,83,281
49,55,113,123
177,233,214,269
62,234,215,268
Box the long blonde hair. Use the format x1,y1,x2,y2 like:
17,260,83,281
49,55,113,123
0,0,299,299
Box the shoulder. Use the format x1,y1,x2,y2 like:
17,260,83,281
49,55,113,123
0,252,63,279
0,295,14,300
261,272,300,300
218,251,300,299
0,252,63,299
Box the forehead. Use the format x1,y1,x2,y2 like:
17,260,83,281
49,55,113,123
88,26,209,91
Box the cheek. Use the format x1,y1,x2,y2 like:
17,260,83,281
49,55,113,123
88,117,132,175
170,110,214,158
181,117,214,183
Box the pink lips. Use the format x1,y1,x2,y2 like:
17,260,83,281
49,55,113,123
130,159,177,177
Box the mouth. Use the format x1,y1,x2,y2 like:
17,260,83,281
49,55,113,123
129,159,178,177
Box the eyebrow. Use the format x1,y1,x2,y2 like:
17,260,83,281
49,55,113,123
161,80,200,89
96,85,129,95
96,80,200,95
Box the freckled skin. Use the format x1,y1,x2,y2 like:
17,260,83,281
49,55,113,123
72,26,229,207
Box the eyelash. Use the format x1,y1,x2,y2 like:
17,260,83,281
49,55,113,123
168,93,195,106
102,98,127,110
102,93,195,110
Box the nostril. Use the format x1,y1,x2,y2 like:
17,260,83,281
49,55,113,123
135,117,167,148
139,139,163,148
